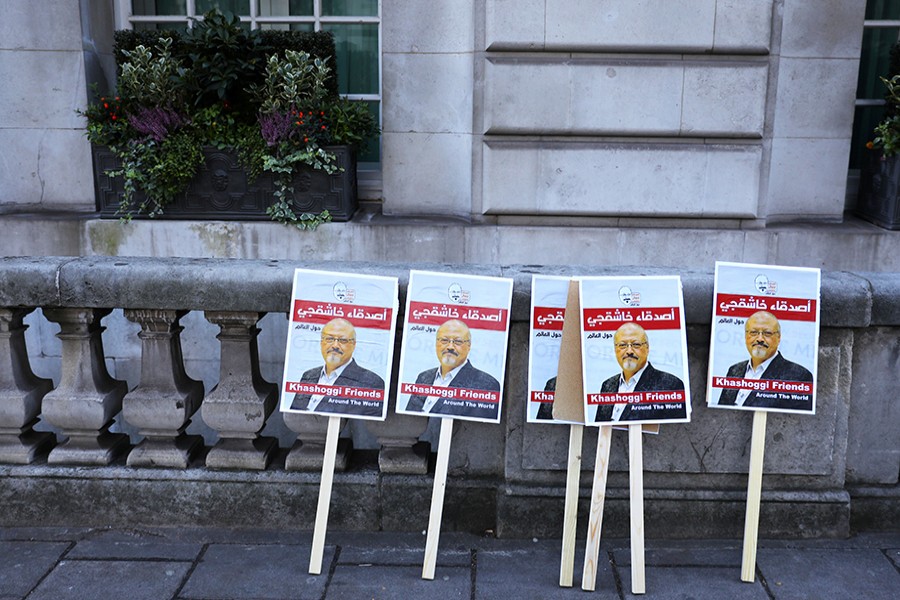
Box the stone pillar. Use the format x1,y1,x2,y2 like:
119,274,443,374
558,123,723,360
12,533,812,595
122,309,204,468
283,412,352,472
0,308,55,464
41,308,129,465
365,408,429,474
202,311,277,470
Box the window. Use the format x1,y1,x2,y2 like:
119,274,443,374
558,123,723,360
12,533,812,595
850,2,900,171
117,1,382,196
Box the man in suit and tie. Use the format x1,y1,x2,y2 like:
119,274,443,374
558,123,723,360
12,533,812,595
595,322,686,423
716,311,813,411
406,319,501,420
289,318,385,416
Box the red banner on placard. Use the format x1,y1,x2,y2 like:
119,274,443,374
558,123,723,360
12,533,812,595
292,301,393,329
710,376,812,394
530,390,555,403
714,294,817,321
284,381,385,401
582,307,681,331
407,302,508,331
587,390,686,405
400,382,501,403
532,307,565,331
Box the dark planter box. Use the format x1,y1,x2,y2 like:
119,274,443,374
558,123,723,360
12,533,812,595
857,152,900,230
92,145,358,221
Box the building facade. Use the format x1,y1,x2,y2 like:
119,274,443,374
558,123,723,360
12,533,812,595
0,1,868,226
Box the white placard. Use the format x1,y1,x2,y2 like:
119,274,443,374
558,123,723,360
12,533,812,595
527,275,579,424
280,269,399,421
707,261,820,415
396,270,513,424
579,276,691,426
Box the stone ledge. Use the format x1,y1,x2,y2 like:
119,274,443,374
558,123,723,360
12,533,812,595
497,485,850,539
0,257,892,328
0,463,498,534
4,214,900,272
0,464,854,538
847,485,900,532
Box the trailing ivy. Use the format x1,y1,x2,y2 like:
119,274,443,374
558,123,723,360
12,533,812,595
110,130,203,219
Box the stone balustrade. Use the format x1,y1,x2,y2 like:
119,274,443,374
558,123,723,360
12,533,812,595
0,257,897,538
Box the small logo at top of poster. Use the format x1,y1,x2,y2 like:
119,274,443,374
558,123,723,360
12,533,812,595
618,286,641,307
333,282,356,303
447,283,471,304
754,274,777,296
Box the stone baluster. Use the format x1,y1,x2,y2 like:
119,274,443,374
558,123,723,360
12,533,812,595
365,405,430,474
202,311,277,470
41,308,129,465
283,412,352,471
0,308,55,464
122,309,204,468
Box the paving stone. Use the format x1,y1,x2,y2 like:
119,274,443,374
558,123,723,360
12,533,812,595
476,544,618,599
619,566,769,599
338,545,470,567
327,565,469,600
756,548,900,600
613,544,743,567
67,539,202,560
180,543,331,599
26,560,190,600
887,548,900,569
0,541,68,598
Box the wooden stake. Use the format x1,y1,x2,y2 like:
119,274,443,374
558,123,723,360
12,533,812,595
741,410,768,582
422,417,454,580
559,424,584,587
629,424,645,594
309,416,341,575
581,425,613,591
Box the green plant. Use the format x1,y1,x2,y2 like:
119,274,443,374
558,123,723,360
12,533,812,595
178,10,263,114
117,38,183,110
871,75,900,157
325,98,379,152
111,131,204,219
251,50,331,115
80,8,376,229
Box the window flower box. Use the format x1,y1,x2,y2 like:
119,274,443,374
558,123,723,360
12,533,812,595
79,10,377,230
857,151,900,230
92,144,357,221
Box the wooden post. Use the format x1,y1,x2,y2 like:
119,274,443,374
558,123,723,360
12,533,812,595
422,418,454,580
741,410,768,582
559,424,584,587
629,424,645,594
308,416,341,575
581,425,613,591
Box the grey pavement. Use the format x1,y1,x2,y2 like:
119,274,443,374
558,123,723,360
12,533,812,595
0,527,897,599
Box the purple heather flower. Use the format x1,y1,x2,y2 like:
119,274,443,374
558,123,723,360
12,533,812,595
128,107,185,142
259,111,295,146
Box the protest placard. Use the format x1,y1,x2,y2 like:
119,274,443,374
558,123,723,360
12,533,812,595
705,262,821,583
278,269,399,575
396,271,513,424
707,262,820,415
280,269,399,421
394,271,512,579
580,276,691,426
528,275,580,424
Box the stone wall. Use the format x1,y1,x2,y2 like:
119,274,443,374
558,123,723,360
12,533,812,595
0,0,869,225
0,0,115,212
0,256,897,537
382,0,867,224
